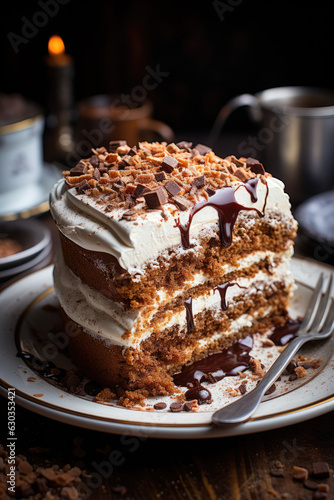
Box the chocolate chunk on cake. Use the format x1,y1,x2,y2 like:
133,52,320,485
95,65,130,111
50,141,297,403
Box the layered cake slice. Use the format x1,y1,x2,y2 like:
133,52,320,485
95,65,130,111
50,140,297,403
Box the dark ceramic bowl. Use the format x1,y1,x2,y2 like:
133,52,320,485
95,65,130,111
0,219,51,271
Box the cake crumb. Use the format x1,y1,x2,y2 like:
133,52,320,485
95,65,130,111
93,388,116,403
294,366,308,378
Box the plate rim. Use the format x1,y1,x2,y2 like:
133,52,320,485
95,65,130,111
0,258,334,437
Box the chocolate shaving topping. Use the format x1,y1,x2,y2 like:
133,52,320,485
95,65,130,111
144,187,168,208
192,175,205,188
90,155,99,168
173,195,193,211
154,171,167,182
176,140,193,150
118,155,131,169
164,179,181,196
161,155,178,173
234,167,249,182
109,140,127,152
93,168,101,181
62,141,270,217
70,161,88,176
75,180,91,193
194,143,212,155
133,183,150,198
246,157,265,175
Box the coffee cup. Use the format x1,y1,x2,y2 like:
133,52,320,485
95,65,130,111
0,99,44,196
210,86,334,203
72,94,174,165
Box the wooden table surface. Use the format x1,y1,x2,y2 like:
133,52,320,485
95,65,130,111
1,208,334,500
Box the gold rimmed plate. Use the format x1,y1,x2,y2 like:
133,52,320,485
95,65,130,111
0,260,334,438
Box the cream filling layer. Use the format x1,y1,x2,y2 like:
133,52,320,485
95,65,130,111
50,176,294,274
54,247,294,348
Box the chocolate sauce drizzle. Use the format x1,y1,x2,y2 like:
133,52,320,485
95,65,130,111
269,318,302,346
175,179,266,249
17,351,66,383
173,336,253,404
184,297,194,333
215,282,247,311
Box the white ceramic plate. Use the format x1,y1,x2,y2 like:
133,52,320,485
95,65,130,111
0,258,333,439
0,163,62,220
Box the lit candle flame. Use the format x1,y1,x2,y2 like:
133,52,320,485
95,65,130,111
48,35,65,56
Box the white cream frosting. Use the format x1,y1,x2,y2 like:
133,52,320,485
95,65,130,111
50,176,293,274
53,247,295,348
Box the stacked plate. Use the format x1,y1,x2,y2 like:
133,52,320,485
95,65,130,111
294,190,334,248
0,219,52,283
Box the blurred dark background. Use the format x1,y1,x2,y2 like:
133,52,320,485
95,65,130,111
2,0,333,136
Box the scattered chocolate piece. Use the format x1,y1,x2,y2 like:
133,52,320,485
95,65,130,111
192,175,205,188
109,140,127,152
164,179,181,196
154,402,167,410
169,402,184,412
161,155,178,172
206,187,216,196
312,462,330,479
154,171,167,182
128,146,137,156
133,183,150,198
112,180,125,192
246,157,265,175
176,140,193,150
75,180,91,193
239,384,247,395
90,155,99,167
173,195,193,211
118,155,131,169
304,479,319,491
70,161,88,176
93,168,101,180
265,383,276,396
184,400,199,412
194,143,212,155
284,360,298,374
298,361,311,369
144,187,168,208
234,167,249,182
230,156,245,168
288,373,298,381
